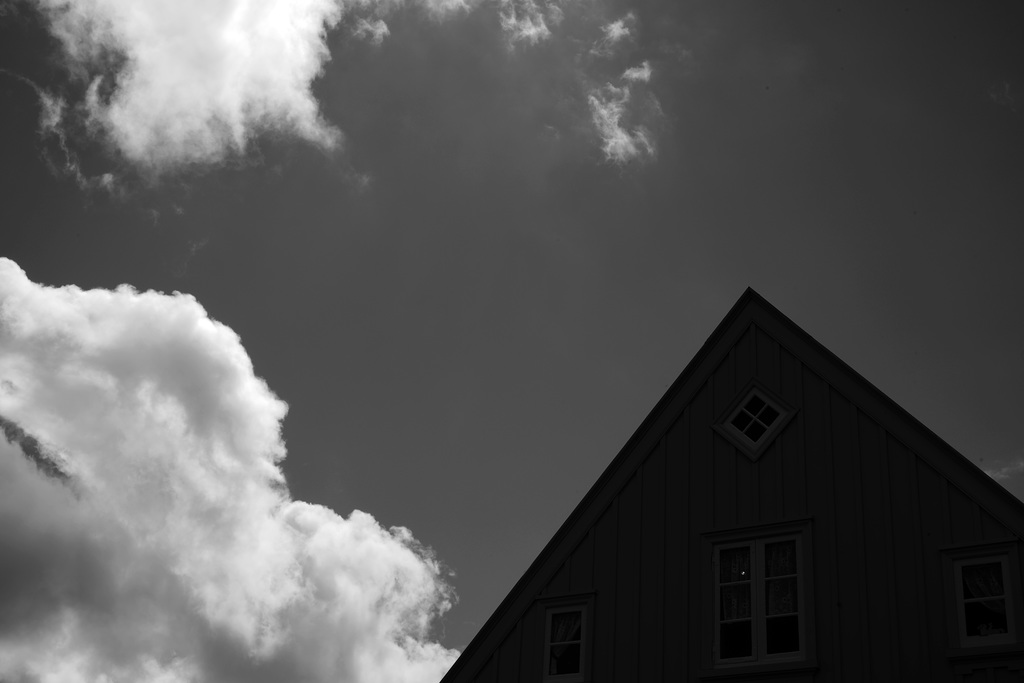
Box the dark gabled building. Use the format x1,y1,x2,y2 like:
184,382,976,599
441,290,1024,683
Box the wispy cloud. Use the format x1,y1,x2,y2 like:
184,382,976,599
989,81,1019,114
0,257,457,683
985,458,1024,481
588,82,655,164
353,18,391,45
585,57,660,165
621,60,652,83
591,12,635,57
0,68,120,194
576,9,664,164
498,0,553,45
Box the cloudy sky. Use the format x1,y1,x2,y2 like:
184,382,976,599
1,1,1022,681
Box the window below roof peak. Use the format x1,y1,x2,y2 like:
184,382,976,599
714,384,795,462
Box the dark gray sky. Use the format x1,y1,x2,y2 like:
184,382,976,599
1,0,1022,675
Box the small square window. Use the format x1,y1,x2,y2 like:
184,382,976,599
728,393,780,444
714,383,795,462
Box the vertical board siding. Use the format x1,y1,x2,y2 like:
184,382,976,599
802,368,839,679
758,433,782,521
688,380,713,682
909,444,936,677
780,347,806,519
496,622,520,683
755,325,781,391
713,352,736,529
569,531,594,594
638,442,666,683
714,348,736,417
876,419,903,674
518,603,541,682
713,433,736,529
665,411,688,681
691,381,714,533
948,485,978,544
736,445,756,526
916,459,948,680
592,500,618,683
982,511,1012,540
755,326,783,521
542,560,570,596
474,323,1024,683
830,388,866,681
734,325,756,391
857,411,895,676
474,653,497,683
613,472,642,683
886,433,927,677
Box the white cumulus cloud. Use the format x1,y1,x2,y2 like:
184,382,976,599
31,0,350,173
0,257,458,683
25,0,476,175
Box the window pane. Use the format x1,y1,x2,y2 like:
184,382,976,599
550,611,582,643
719,547,750,583
962,562,1004,599
765,541,797,577
744,422,767,441
759,405,780,425
720,584,751,620
720,621,752,659
964,599,1009,638
744,395,766,415
766,615,800,654
766,577,798,615
549,643,581,675
731,411,753,431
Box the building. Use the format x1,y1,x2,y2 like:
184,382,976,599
440,290,1024,683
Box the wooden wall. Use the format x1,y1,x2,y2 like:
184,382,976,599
462,322,1021,682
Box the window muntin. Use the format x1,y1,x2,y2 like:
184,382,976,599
729,393,781,444
544,605,587,682
714,535,804,665
954,555,1016,647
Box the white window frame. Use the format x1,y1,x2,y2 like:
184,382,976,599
713,534,806,666
543,602,588,683
713,381,796,462
952,555,1016,647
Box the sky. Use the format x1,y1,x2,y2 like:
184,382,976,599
0,0,1022,681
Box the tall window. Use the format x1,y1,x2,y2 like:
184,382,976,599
714,534,805,665
953,555,1016,647
544,604,587,682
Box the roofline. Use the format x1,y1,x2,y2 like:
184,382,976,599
746,290,1024,532
440,287,1024,682
440,287,760,682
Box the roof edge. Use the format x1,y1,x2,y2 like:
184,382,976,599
441,287,1024,681
440,287,759,682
